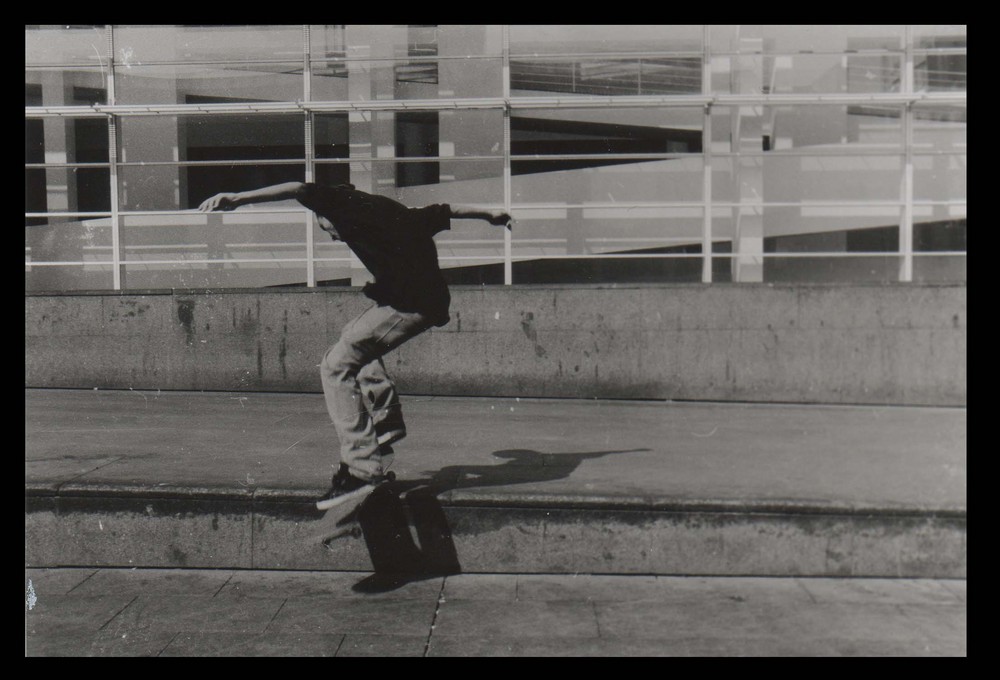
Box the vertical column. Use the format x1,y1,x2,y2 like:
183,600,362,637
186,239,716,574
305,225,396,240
899,25,915,282
31,72,82,291
107,25,122,290
40,79,77,214
108,116,122,290
701,25,713,283
702,106,713,283
303,25,316,288
502,24,512,285
731,26,764,283
346,25,374,196
345,25,376,287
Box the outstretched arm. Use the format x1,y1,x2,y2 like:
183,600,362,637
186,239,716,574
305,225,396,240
449,205,513,230
198,182,307,212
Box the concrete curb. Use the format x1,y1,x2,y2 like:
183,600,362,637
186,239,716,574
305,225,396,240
26,479,968,517
25,484,967,578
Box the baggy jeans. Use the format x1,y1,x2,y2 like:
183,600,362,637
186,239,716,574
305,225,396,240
319,303,433,480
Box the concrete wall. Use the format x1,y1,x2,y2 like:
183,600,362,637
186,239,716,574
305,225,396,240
24,284,966,406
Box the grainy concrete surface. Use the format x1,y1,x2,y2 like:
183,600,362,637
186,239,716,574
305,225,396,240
24,568,966,657
25,389,966,576
25,284,967,405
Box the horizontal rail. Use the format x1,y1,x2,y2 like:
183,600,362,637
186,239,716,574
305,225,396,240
26,47,968,72
24,147,967,174
24,91,967,118
25,251,968,268
25,200,967,224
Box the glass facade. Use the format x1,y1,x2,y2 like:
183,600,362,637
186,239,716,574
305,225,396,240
25,25,966,291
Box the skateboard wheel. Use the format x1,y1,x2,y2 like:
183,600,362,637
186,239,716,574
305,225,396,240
386,471,396,481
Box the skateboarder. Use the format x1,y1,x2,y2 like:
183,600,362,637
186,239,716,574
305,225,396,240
199,182,512,509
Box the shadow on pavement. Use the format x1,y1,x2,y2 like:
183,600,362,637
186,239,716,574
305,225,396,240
343,447,649,593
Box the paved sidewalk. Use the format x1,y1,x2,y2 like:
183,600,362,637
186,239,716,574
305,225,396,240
24,567,966,657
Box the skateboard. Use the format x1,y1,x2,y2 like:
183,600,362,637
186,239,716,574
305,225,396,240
312,477,461,578
311,471,396,545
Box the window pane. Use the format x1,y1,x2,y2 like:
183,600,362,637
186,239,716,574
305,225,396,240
512,206,704,251
912,104,966,151
311,26,504,100
713,155,903,205
914,153,966,202
321,109,503,160
341,159,504,202
24,116,110,165
309,66,350,101
709,27,908,96
510,25,703,55
115,63,305,104
312,58,502,101
913,28,966,93
757,25,906,52
313,239,355,287
912,254,966,283
915,53,967,92
718,25,913,53
911,25,966,40
761,106,903,152
119,115,304,163
763,254,902,283
26,166,111,215
311,25,503,59
26,216,115,292
511,107,703,168
914,216,965,253
774,155,903,202
24,116,111,215
510,206,707,285
511,147,704,285
118,163,305,212
515,156,703,205
25,217,113,262
111,25,304,62
26,71,108,106
25,26,108,65
512,56,702,97
26,263,115,292
122,211,309,289
117,114,305,210
713,53,907,96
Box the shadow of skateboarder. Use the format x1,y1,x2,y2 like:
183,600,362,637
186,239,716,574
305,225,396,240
335,447,649,593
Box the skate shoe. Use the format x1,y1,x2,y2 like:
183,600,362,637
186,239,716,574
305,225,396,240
315,463,395,511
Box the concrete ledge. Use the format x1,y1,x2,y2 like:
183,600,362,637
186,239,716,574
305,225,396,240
25,494,254,570
25,486,967,578
25,283,967,406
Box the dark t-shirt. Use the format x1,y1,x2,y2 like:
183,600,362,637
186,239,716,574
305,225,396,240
298,183,452,326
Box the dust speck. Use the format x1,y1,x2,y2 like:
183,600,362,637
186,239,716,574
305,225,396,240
26,580,37,611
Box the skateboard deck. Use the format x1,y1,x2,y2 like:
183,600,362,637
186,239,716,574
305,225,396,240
312,478,461,579
315,471,396,512
311,472,395,545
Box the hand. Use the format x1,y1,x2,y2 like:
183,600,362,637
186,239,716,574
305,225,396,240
198,193,240,212
488,211,513,230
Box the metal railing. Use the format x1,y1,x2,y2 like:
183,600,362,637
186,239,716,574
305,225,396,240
25,25,967,290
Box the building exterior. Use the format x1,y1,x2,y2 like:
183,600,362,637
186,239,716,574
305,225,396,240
25,25,966,293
